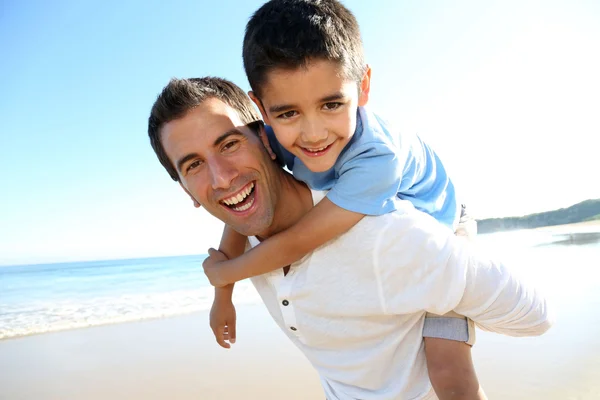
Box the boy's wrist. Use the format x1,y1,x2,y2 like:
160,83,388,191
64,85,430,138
214,284,234,301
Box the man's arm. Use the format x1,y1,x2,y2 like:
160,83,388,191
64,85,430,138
449,242,554,336
378,212,554,337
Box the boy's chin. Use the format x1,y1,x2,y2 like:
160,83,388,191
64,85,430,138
297,156,337,172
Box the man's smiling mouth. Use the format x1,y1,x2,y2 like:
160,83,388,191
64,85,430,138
220,182,256,212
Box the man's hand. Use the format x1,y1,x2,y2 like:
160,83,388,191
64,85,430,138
203,248,235,287
210,297,237,349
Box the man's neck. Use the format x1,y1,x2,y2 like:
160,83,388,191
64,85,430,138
256,170,313,241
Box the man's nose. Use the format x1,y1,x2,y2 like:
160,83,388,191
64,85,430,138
301,117,328,144
208,157,238,190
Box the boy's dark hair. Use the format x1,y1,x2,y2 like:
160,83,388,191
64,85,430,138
243,0,366,98
148,77,262,181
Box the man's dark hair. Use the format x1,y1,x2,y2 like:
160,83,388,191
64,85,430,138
148,77,262,181
243,0,366,98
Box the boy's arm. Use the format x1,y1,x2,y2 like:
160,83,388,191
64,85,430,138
213,225,248,297
204,198,364,285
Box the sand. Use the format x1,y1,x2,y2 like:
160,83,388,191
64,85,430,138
0,305,323,400
2,300,600,399
2,221,600,399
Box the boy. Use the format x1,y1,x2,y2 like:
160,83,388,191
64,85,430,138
205,1,484,398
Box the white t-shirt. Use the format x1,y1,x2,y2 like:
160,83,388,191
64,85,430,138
249,191,553,400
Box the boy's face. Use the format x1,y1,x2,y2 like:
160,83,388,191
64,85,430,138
250,59,371,172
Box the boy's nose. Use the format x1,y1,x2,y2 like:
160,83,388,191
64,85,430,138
209,157,238,190
300,117,328,144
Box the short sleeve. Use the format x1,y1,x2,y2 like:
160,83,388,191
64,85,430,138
397,133,458,229
326,140,403,216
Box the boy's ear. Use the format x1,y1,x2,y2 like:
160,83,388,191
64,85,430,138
248,91,271,125
179,182,201,208
257,124,277,161
358,65,372,107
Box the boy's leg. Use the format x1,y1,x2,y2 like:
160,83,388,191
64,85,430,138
455,204,477,238
423,312,487,400
424,204,486,399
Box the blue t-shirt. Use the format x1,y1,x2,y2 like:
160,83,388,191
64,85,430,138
266,106,459,230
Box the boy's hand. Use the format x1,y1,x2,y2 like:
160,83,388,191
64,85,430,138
203,248,234,287
210,297,237,349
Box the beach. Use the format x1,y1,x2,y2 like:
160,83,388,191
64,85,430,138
2,226,600,399
0,305,323,400
2,300,600,400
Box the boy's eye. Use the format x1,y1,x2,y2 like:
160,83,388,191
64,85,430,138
186,160,202,172
323,102,342,111
277,110,298,119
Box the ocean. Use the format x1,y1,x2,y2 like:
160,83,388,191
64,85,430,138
2,226,599,341
0,255,260,340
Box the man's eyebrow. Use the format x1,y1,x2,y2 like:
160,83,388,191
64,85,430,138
214,129,244,147
268,92,346,114
176,153,200,173
175,129,245,173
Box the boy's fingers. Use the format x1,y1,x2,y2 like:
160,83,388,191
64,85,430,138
229,321,237,344
207,248,218,257
215,326,230,349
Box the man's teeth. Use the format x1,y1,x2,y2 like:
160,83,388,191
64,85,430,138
222,183,254,206
232,198,254,212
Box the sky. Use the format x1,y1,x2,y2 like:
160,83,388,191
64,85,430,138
1,0,599,265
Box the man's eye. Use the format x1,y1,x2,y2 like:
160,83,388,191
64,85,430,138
277,110,298,119
186,160,202,172
323,102,342,111
222,140,240,152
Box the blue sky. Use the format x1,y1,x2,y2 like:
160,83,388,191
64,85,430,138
1,0,599,265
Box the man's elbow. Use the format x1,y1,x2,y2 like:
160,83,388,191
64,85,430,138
530,308,555,336
515,304,556,337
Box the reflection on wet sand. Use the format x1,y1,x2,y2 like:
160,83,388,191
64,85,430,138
537,232,600,247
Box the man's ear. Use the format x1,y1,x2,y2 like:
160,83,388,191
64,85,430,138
257,124,277,161
358,65,372,107
179,182,201,208
249,91,271,125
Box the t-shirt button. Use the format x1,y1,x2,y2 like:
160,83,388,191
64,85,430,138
290,326,297,331
282,300,289,306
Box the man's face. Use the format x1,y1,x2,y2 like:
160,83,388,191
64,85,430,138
251,59,371,173
160,98,280,237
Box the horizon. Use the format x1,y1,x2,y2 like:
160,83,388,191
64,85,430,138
2,1,599,265
2,196,597,267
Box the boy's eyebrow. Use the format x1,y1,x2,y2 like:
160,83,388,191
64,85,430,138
176,129,244,172
268,92,346,114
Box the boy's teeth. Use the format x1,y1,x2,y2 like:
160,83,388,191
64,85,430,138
306,146,327,152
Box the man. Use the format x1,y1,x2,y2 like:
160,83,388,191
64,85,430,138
148,77,553,400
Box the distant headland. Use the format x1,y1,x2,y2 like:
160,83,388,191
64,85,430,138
477,199,600,234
